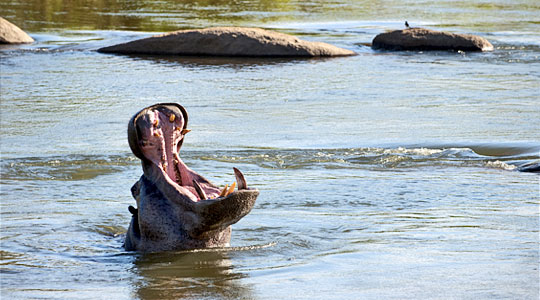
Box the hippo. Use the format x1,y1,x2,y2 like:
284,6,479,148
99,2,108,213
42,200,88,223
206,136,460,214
125,103,259,252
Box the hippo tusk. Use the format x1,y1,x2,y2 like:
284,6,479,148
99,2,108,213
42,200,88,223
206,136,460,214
219,184,229,197
226,182,236,196
234,167,247,190
192,180,207,200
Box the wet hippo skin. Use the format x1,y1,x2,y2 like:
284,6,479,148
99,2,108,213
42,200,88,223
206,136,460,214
125,103,258,252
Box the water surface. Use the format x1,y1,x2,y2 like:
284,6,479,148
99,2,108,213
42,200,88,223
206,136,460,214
1,1,539,299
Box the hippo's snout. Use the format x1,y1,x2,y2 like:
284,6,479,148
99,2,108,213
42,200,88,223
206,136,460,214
125,103,259,252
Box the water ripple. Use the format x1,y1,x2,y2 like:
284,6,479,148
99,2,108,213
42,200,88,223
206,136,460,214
2,145,537,181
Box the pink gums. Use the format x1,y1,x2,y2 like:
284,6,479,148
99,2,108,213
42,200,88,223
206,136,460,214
138,109,220,201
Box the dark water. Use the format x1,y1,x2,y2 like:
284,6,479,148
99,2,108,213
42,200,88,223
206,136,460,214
1,1,539,299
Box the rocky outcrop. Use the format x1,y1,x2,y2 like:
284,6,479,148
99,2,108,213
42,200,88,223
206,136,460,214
98,27,356,57
0,17,34,44
372,28,493,52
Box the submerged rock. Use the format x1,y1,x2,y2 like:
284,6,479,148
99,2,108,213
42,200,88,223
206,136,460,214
372,28,493,52
98,27,356,57
517,161,540,173
0,17,34,44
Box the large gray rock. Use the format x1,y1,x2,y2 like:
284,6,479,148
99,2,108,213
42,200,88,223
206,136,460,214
0,17,34,44
372,28,493,52
98,27,356,57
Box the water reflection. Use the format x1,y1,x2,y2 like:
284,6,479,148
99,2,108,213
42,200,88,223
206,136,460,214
0,0,313,32
3,0,538,34
123,53,332,68
133,250,253,300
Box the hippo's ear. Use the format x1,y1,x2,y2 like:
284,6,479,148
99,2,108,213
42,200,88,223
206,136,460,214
188,190,259,238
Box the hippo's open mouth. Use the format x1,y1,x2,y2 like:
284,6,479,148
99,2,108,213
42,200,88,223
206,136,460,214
125,103,258,251
128,103,248,202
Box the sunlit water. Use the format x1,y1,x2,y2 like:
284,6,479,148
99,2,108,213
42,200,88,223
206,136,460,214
1,1,539,299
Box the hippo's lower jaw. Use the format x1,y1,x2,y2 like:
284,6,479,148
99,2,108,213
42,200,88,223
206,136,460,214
125,103,259,252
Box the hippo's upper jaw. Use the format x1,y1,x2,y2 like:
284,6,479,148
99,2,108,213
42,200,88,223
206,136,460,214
125,103,259,252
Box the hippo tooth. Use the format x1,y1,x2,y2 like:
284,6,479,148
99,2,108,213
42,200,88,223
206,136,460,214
153,132,160,137
181,129,191,135
226,182,236,196
219,184,229,197
192,180,207,200
153,119,159,127
169,114,176,122
233,167,247,190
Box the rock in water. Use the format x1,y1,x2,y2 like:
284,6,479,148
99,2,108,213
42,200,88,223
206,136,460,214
0,17,34,44
372,28,493,52
98,27,356,57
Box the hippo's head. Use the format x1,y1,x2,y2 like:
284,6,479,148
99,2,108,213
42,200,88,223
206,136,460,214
124,103,259,252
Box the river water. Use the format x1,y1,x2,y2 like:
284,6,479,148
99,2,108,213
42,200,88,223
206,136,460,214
1,1,539,299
